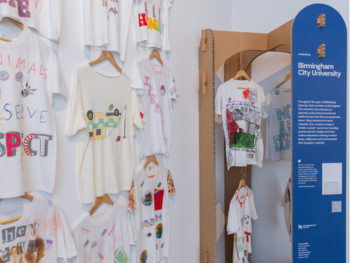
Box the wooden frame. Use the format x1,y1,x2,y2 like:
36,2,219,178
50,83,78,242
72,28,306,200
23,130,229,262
199,19,293,263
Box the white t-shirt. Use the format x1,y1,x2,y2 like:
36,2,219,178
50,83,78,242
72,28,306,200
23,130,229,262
131,58,177,158
227,187,257,263
0,27,66,198
66,65,144,204
0,0,62,40
282,179,292,241
129,164,176,263
265,88,291,161
0,196,77,262
215,79,267,169
133,0,173,52
71,203,135,263
83,0,132,61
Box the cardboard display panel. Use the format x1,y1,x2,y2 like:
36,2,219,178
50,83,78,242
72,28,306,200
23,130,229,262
200,20,292,263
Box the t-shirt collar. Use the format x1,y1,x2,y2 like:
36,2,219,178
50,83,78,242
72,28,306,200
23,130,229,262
0,26,30,49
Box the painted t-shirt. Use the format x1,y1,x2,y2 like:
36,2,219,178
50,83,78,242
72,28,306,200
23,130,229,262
128,164,176,263
71,203,135,263
265,88,291,161
83,0,132,61
0,27,67,198
131,58,177,158
227,187,257,263
133,0,173,52
66,65,144,204
282,178,292,242
215,79,267,169
0,197,77,262
0,0,62,40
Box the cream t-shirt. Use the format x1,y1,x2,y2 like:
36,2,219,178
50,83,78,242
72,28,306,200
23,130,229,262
67,65,144,204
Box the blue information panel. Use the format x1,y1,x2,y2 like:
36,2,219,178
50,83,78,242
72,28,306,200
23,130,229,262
292,4,347,262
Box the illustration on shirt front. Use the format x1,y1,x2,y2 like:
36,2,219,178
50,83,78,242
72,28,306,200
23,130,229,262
225,88,262,162
273,102,291,152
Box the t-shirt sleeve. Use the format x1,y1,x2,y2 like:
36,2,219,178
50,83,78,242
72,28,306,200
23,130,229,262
131,90,144,129
56,207,78,260
66,68,86,137
168,75,177,100
49,54,67,104
128,180,137,212
131,63,144,93
265,92,271,159
227,199,237,235
169,0,174,9
260,88,268,119
127,212,136,245
50,0,62,40
215,86,222,115
250,192,258,221
167,170,176,195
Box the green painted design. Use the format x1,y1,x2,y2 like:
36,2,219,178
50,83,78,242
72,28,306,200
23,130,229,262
109,104,114,110
231,132,255,149
115,247,129,263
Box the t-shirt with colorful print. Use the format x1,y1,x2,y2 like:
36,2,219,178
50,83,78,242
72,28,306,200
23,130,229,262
215,79,267,169
71,203,135,263
131,58,177,158
66,65,144,204
0,196,76,262
0,27,67,198
129,164,176,263
0,0,62,40
133,0,174,52
227,186,257,263
265,88,292,161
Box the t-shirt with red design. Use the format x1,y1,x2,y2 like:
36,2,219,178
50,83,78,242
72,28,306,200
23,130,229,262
0,0,62,40
0,27,66,198
227,186,257,263
128,164,176,263
133,0,174,52
215,79,267,169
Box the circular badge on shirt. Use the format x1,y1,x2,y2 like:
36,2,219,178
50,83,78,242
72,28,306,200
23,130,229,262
142,191,153,206
16,72,23,82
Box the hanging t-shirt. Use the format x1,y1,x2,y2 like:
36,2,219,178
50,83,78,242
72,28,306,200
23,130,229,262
128,164,176,263
131,58,177,157
227,186,257,263
83,0,132,61
0,196,77,262
133,0,173,52
282,178,292,241
265,88,292,161
66,65,144,204
215,79,267,169
71,203,135,263
0,27,66,198
0,0,62,41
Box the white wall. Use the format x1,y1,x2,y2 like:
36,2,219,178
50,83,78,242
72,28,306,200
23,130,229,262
230,1,349,263
0,1,233,263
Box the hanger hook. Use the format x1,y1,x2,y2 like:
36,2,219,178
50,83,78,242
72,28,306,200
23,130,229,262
240,32,244,71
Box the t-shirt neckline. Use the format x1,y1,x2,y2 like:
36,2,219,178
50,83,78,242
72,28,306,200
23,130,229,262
148,58,164,74
87,64,125,79
0,196,38,230
86,203,118,227
142,163,162,183
0,26,30,49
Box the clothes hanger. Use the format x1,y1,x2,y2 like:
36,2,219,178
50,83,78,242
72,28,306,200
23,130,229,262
89,50,123,73
0,193,34,225
149,49,163,66
89,194,114,216
276,73,291,89
0,17,25,43
234,32,251,86
237,167,247,195
143,154,159,169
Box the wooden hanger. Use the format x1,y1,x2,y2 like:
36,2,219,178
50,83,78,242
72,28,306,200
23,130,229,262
0,17,25,43
276,73,291,89
237,167,247,194
233,70,251,82
143,154,159,169
89,194,114,216
0,193,34,225
149,49,163,66
89,51,123,73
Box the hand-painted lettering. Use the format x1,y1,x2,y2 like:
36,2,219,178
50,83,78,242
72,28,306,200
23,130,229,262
6,132,21,157
40,110,48,123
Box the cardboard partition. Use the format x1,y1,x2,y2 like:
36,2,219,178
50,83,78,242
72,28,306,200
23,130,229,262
199,19,293,263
